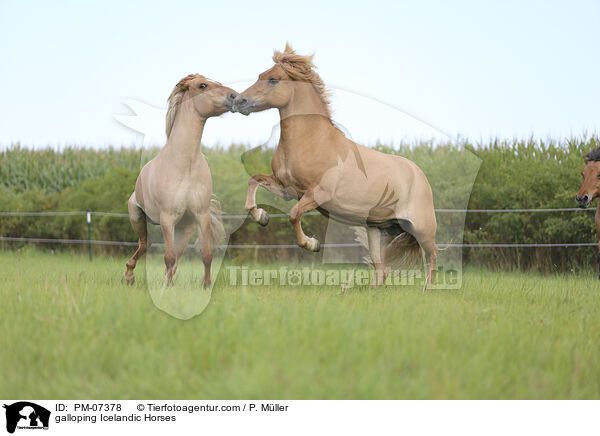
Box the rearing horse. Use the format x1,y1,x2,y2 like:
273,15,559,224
233,44,438,286
123,74,236,287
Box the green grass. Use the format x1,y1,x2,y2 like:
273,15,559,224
1,248,599,399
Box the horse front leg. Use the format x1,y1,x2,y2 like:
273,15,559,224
245,174,293,226
289,187,330,252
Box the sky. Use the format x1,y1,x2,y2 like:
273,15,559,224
0,0,599,148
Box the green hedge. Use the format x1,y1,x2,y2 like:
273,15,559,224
1,137,598,271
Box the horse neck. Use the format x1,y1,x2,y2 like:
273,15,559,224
279,83,330,120
278,84,334,148
166,98,206,162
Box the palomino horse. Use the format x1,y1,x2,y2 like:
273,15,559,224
576,147,600,279
123,74,236,287
233,44,438,286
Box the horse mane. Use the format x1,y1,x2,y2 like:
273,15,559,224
166,74,200,138
273,43,332,119
586,147,600,162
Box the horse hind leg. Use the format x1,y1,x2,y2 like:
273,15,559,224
199,211,213,288
402,214,437,290
160,215,177,287
123,196,151,285
419,237,438,290
367,226,386,286
171,223,197,279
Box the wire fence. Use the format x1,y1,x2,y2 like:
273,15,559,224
0,237,596,249
0,207,597,250
1,207,596,218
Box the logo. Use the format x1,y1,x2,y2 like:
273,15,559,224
3,402,50,434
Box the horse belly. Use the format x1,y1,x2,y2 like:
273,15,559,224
322,161,414,224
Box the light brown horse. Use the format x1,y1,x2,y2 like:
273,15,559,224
123,74,236,287
576,147,600,279
233,44,438,286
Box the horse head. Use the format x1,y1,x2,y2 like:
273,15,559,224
576,149,600,208
233,43,330,118
167,74,238,130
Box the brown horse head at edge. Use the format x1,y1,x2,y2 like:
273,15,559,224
576,148,600,208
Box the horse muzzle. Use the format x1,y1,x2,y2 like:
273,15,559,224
224,92,239,110
575,194,592,208
232,96,254,115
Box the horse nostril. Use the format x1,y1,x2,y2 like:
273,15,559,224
239,98,248,105
229,93,237,101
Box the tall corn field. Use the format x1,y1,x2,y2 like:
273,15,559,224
0,145,143,193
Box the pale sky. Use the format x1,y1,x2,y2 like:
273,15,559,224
0,0,599,148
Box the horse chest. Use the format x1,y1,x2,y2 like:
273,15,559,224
273,165,292,186
273,150,310,190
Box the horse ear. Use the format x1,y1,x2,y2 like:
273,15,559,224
585,156,590,163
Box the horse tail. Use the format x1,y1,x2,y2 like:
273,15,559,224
208,197,226,250
354,226,422,271
383,231,422,271
196,196,226,251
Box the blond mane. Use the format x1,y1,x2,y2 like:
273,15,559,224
273,43,332,119
166,74,199,138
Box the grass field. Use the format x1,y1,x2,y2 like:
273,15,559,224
1,248,599,399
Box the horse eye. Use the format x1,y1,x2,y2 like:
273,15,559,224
199,83,207,89
268,77,278,85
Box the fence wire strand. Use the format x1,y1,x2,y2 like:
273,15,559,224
0,207,596,218
0,237,596,249
0,208,597,249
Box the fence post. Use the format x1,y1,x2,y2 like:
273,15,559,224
86,209,92,262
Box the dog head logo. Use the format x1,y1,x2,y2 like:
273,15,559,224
3,402,50,434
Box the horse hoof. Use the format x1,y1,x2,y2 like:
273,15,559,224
305,237,320,252
257,209,269,227
121,273,134,286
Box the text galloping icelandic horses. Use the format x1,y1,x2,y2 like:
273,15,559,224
123,74,236,287
233,44,438,286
